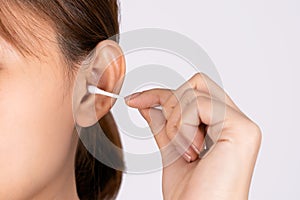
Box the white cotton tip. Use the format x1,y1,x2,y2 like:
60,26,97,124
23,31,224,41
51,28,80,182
87,85,124,99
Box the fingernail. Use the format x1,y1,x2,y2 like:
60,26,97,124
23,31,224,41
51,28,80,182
191,144,200,155
124,92,142,102
183,153,191,163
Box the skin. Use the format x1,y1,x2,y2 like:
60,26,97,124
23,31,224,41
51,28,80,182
126,73,262,200
0,20,125,199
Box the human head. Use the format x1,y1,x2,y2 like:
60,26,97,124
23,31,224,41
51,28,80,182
0,0,125,199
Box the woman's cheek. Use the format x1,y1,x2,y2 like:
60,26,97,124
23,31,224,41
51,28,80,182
0,61,75,198
0,70,41,197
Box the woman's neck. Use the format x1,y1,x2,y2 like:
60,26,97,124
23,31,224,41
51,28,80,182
31,134,80,200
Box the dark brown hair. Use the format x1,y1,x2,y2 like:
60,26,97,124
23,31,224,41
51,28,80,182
0,0,124,199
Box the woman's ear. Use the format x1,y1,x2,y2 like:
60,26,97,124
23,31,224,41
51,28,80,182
73,40,126,127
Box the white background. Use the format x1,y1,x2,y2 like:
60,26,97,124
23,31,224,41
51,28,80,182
115,0,300,199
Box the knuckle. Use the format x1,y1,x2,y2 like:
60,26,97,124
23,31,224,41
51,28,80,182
192,72,203,80
194,72,208,80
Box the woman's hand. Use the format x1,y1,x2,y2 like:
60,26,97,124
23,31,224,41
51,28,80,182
125,73,262,200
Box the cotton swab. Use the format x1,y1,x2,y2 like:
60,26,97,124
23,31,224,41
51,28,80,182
87,85,124,99
87,85,162,110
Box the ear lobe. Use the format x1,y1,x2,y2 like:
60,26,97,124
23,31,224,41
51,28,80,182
73,40,126,127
